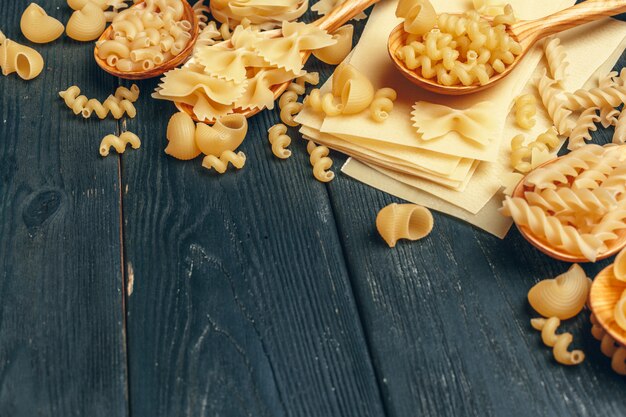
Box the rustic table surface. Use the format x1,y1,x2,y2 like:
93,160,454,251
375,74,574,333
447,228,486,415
1,1,624,416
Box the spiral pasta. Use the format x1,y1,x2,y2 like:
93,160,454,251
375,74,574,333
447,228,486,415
58,86,137,119
590,313,626,375
524,187,618,216
99,132,142,156
307,141,334,182
568,108,601,150
370,88,397,123
531,317,585,365
280,101,303,127
537,73,573,135
543,37,568,85
514,93,537,130
267,124,292,159
613,110,626,144
564,84,626,111
509,127,559,173
202,151,247,173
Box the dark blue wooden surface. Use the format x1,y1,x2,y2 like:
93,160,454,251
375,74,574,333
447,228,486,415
0,1,625,416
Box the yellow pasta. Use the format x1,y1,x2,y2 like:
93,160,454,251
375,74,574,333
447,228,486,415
267,124,292,159
306,141,334,182
0,30,44,80
312,24,354,65
527,264,591,320
537,72,573,135
58,86,137,119
195,114,248,156
590,313,626,375
280,101,303,127
210,0,308,30
166,111,202,160
531,317,585,366
396,0,437,36
66,2,107,41
568,108,601,150
20,3,64,44
492,4,516,26
332,63,375,114
311,0,366,21
472,0,506,16
543,37,568,85
370,88,397,123
514,93,537,130
202,151,247,173
99,132,141,156
376,203,433,248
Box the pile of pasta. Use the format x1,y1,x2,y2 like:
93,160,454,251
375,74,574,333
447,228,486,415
96,0,195,72
152,21,336,122
394,0,521,86
501,144,626,262
210,0,308,30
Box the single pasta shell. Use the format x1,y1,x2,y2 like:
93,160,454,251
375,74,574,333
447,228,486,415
67,0,108,11
312,24,353,65
14,46,44,80
195,114,248,156
21,3,65,44
340,78,375,115
527,264,591,320
614,247,626,282
166,112,201,160
376,203,433,248
66,2,107,42
332,63,363,97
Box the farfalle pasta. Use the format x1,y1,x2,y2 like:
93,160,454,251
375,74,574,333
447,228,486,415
99,132,142,156
394,0,522,87
376,203,433,248
0,30,44,80
210,0,308,30
268,124,292,159
20,3,64,44
531,317,585,366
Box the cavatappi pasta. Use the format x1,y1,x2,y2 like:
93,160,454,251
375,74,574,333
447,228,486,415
99,132,142,156
96,0,194,72
376,203,433,248
66,2,107,41
0,30,44,80
509,127,559,173
370,88,397,123
306,141,334,182
59,85,138,119
501,144,626,262
394,0,522,87
514,93,537,130
20,3,64,44
531,317,585,365
527,264,590,320
202,151,247,173
268,124,292,159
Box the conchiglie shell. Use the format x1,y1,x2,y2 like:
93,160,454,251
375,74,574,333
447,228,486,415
66,2,107,42
376,203,433,248
67,0,108,11
195,114,248,156
614,247,626,282
527,264,591,320
166,111,201,160
21,3,64,44
330,62,374,114
312,24,353,65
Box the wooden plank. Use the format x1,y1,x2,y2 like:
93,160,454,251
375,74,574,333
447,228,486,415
0,1,128,416
326,62,626,417
120,69,386,415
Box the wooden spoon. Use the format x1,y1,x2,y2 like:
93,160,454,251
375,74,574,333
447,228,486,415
511,157,626,263
176,0,382,123
388,0,626,95
589,265,626,347
94,0,199,80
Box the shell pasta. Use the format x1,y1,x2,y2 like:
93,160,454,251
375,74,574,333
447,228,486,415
20,3,64,44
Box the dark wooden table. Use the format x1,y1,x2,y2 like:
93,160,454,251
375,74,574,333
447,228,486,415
1,1,625,416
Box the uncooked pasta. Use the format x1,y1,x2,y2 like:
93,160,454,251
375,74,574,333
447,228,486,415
312,25,354,65
0,30,44,80
514,94,537,130
527,264,590,320
376,203,433,248
531,317,585,365
99,132,142,156
202,151,247,173
58,86,137,119
66,2,107,41
268,124,292,159
568,108,601,150
20,3,64,44
307,141,334,182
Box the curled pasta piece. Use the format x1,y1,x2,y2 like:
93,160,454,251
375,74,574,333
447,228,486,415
166,111,202,160
376,203,433,248
312,24,353,65
565,84,626,111
59,86,137,119
531,317,585,365
514,93,537,130
305,89,344,116
195,113,248,156
20,3,64,44
267,124,292,159
568,108,601,150
306,141,334,182
99,132,141,156
279,89,299,111
370,88,397,123
114,84,140,102
613,109,626,144
202,151,247,173
543,37,568,85
590,314,626,375
524,187,618,216
537,73,573,135
527,264,591,320
396,0,437,36
66,2,107,41
332,63,375,115
280,101,303,127
492,4,516,26
0,31,44,80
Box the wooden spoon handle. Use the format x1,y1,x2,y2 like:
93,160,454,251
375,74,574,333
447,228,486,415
512,0,626,43
313,0,381,32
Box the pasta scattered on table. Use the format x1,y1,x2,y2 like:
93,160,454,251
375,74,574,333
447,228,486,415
20,3,64,44
376,203,433,248
99,132,141,156
306,141,334,182
59,85,139,119
0,30,44,80
514,93,537,130
268,124,292,159
531,317,585,366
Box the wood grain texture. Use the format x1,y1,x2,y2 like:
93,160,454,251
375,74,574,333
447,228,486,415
0,1,127,416
325,63,626,417
119,63,385,417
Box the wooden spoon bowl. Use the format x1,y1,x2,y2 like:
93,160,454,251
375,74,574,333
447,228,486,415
512,157,626,263
589,265,626,347
94,0,199,80
388,0,626,95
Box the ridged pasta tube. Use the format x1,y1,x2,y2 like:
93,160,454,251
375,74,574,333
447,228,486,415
396,0,437,36
99,132,141,156
568,108,601,150
195,114,248,156
267,124,292,159
514,93,537,130
376,203,433,247
0,31,44,80
531,317,585,365
306,141,334,182
202,151,246,173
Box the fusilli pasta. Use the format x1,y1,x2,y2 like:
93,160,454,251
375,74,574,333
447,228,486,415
202,151,247,173
568,108,601,150
537,73,573,135
307,140,334,182
543,37,568,86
